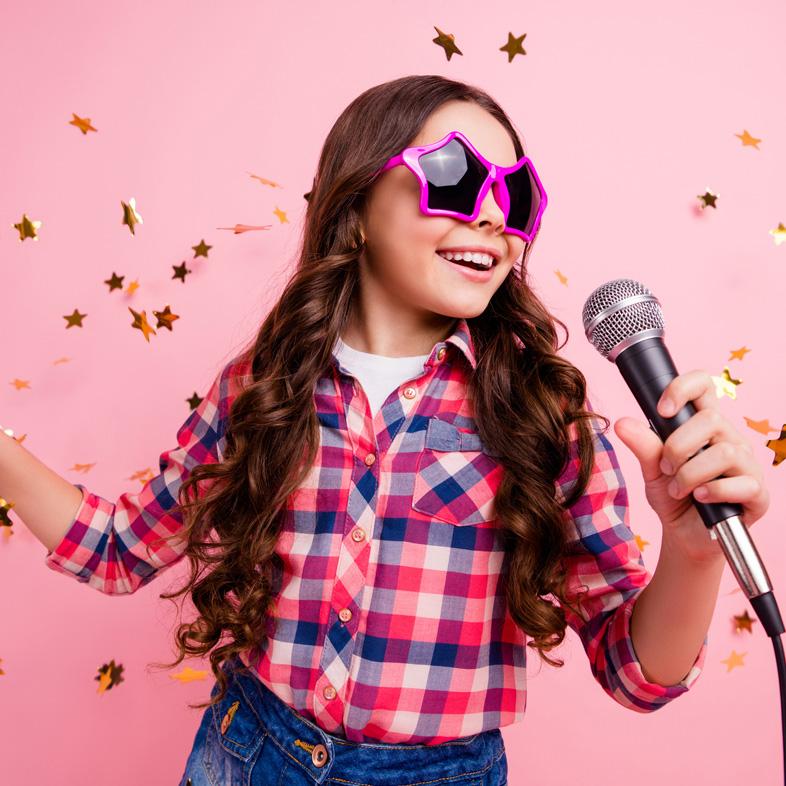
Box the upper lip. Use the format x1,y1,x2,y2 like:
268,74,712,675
436,245,503,263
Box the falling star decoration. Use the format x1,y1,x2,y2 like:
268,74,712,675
432,26,462,60
192,239,212,258
769,222,786,246
64,309,87,328
95,660,125,693
711,367,742,400
728,346,751,361
765,425,786,466
104,272,125,292
216,223,273,234
121,198,143,235
128,307,157,342
172,261,191,282
734,130,761,149
248,173,284,188
13,213,42,241
69,113,98,135
744,417,780,435
152,305,180,331
500,32,527,62
697,189,719,209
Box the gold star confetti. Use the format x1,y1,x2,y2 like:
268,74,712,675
104,272,124,292
697,189,719,209
734,130,761,149
500,32,527,62
744,417,779,435
153,305,180,331
221,701,241,734
719,650,746,672
555,270,568,285
129,307,157,342
733,610,757,633
248,173,284,188
121,198,143,235
69,113,98,135
170,666,210,684
432,26,462,61
1,497,15,528
765,425,786,466
172,261,191,282
188,392,203,410
273,206,289,224
126,279,141,295
216,223,273,234
129,468,155,484
53,357,71,366
711,367,741,400
13,213,42,241
95,660,124,693
728,346,751,361
9,379,31,390
192,239,212,258
769,222,786,246
64,309,87,328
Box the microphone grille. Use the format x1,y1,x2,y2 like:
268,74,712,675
582,278,665,360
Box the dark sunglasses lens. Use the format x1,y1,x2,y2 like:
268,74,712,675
419,138,488,215
504,163,541,236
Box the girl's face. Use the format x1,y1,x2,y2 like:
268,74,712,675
359,100,527,325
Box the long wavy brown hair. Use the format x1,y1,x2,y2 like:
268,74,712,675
148,74,610,711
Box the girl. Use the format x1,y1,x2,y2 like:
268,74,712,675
10,74,769,785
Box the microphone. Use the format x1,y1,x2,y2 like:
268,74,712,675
581,278,783,639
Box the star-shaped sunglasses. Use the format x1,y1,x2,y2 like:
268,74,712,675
372,130,547,242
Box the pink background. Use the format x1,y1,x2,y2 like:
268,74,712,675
2,1,785,784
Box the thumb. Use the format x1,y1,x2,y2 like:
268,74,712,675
613,417,666,483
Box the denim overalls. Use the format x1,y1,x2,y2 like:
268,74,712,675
178,653,508,786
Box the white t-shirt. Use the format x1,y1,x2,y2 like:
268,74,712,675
333,336,431,417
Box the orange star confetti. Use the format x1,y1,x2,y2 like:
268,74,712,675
170,666,210,684
248,173,284,188
128,307,157,341
216,224,273,234
555,270,568,285
744,417,779,435
95,660,124,693
69,113,97,135
732,610,757,633
728,346,751,361
121,198,143,235
734,129,761,149
126,279,141,296
9,379,31,390
273,206,289,223
719,650,746,672
500,32,527,62
432,26,462,60
13,213,42,241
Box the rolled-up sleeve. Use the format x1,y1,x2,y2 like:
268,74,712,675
555,411,708,712
44,359,236,595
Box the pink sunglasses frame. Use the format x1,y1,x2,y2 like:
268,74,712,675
372,130,548,242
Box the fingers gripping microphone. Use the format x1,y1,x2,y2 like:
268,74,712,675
581,278,783,640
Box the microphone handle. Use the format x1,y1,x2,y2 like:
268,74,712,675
614,337,783,638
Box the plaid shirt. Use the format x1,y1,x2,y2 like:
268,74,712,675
45,318,707,744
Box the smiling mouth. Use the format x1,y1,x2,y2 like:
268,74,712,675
436,252,497,271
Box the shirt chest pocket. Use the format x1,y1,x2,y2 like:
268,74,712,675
412,417,503,526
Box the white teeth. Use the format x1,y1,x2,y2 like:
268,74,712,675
437,250,494,267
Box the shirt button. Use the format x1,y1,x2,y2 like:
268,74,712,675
323,684,337,701
351,528,365,542
403,386,416,399
311,743,329,768
437,347,446,361
339,608,352,623
364,452,376,466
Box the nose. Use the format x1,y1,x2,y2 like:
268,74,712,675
473,178,507,234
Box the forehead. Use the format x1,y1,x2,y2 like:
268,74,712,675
409,101,519,168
